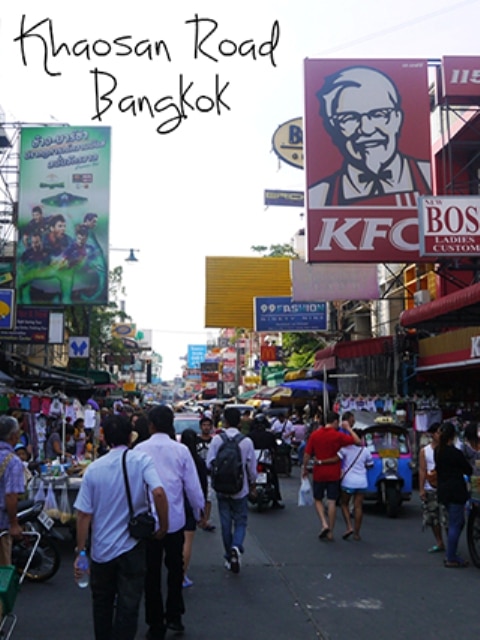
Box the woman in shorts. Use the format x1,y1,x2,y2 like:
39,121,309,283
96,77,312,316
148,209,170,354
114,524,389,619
338,432,373,541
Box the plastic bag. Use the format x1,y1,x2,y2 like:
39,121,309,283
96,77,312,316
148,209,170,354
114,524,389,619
59,485,72,524
34,479,46,503
298,477,314,507
44,483,60,520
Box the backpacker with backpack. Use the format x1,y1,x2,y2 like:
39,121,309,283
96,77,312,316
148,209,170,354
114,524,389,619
211,432,245,495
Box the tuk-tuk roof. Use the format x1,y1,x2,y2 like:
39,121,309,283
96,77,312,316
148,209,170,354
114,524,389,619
352,410,408,434
360,423,409,436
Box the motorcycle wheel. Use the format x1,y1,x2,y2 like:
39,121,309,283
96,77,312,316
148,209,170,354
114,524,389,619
385,485,401,518
467,505,480,568
19,536,61,583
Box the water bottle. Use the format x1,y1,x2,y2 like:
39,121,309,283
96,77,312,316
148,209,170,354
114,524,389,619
76,550,90,588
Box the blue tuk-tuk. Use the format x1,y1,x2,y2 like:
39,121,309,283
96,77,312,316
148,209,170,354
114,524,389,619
356,415,413,518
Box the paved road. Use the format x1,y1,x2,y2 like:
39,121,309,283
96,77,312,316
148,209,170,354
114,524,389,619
11,466,480,639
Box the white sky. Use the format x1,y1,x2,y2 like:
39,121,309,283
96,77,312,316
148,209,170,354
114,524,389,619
1,0,479,379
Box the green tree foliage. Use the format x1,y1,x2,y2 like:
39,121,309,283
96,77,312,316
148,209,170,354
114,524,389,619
282,332,324,370
251,243,299,258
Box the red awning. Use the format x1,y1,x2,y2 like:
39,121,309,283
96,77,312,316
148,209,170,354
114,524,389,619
400,282,480,330
313,337,393,371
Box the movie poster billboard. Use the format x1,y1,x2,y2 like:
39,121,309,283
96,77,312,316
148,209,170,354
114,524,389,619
304,59,432,263
17,126,111,305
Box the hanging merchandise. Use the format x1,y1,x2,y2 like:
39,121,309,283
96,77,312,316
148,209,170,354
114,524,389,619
59,485,72,524
49,396,63,417
44,483,60,520
34,479,46,502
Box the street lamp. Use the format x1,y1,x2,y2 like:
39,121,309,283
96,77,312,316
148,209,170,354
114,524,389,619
109,247,141,262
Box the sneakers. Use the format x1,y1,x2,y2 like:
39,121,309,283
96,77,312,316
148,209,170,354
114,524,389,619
166,620,185,634
182,576,193,588
224,559,231,571
230,546,241,574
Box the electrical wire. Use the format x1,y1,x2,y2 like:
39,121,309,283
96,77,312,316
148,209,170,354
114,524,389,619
316,0,480,55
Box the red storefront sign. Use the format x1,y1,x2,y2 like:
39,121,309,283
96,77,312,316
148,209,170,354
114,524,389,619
441,56,480,105
304,58,432,263
418,195,480,257
260,345,278,362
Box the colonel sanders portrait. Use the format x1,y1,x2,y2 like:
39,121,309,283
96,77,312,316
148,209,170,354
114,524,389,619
308,66,431,207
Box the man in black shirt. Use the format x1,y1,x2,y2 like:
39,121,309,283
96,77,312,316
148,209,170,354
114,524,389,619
248,414,285,509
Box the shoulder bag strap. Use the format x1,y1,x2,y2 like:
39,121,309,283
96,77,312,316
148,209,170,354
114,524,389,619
0,453,14,481
122,449,134,519
340,448,364,481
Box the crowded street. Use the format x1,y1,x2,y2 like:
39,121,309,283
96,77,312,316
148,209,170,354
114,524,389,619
14,465,479,640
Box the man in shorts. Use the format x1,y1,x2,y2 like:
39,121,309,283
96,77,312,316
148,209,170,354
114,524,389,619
302,411,360,541
419,422,447,553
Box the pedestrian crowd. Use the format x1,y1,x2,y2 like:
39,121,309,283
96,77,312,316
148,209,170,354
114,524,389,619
1,400,479,640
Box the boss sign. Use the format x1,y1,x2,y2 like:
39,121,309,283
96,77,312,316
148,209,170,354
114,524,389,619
418,196,480,257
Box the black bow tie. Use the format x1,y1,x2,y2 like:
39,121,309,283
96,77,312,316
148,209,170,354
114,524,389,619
358,169,392,197
358,169,392,184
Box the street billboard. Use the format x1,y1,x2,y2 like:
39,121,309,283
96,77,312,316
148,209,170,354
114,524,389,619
254,296,327,332
205,257,292,329
0,307,64,343
418,195,480,257
17,126,111,306
271,117,303,169
305,58,432,263
264,190,304,207
291,260,379,301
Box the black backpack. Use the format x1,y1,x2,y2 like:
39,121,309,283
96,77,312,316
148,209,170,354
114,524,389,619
211,432,245,495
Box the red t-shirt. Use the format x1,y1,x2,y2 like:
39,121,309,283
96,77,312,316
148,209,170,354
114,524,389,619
305,427,355,482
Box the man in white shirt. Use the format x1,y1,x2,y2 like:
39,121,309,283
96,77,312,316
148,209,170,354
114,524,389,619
74,415,168,640
270,413,295,444
136,405,205,639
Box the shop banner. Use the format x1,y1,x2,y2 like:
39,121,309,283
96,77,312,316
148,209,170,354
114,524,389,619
0,307,64,343
17,126,111,306
418,195,480,257
441,56,480,104
254,296,327,332
305,59,432,263
291,260,379,301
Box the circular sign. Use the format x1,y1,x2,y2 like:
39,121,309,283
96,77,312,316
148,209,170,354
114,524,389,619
272,117,304,169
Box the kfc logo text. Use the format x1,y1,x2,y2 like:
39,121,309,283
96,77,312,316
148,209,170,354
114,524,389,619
313,216,418,252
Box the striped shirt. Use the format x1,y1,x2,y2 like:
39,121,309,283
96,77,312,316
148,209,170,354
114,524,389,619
0,442,25,530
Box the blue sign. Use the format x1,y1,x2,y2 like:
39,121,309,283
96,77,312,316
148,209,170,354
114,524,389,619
264,190,304,207
187,344,207,369
0,290,14,329
254,297,327,332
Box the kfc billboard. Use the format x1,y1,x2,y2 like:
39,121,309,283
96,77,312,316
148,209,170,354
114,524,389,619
305,59,432,263
418,195,480,257
441,57,480,105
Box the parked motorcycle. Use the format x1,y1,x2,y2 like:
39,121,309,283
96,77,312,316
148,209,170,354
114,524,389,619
13,500,62,582
274,439,292,477
248,450,276,512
